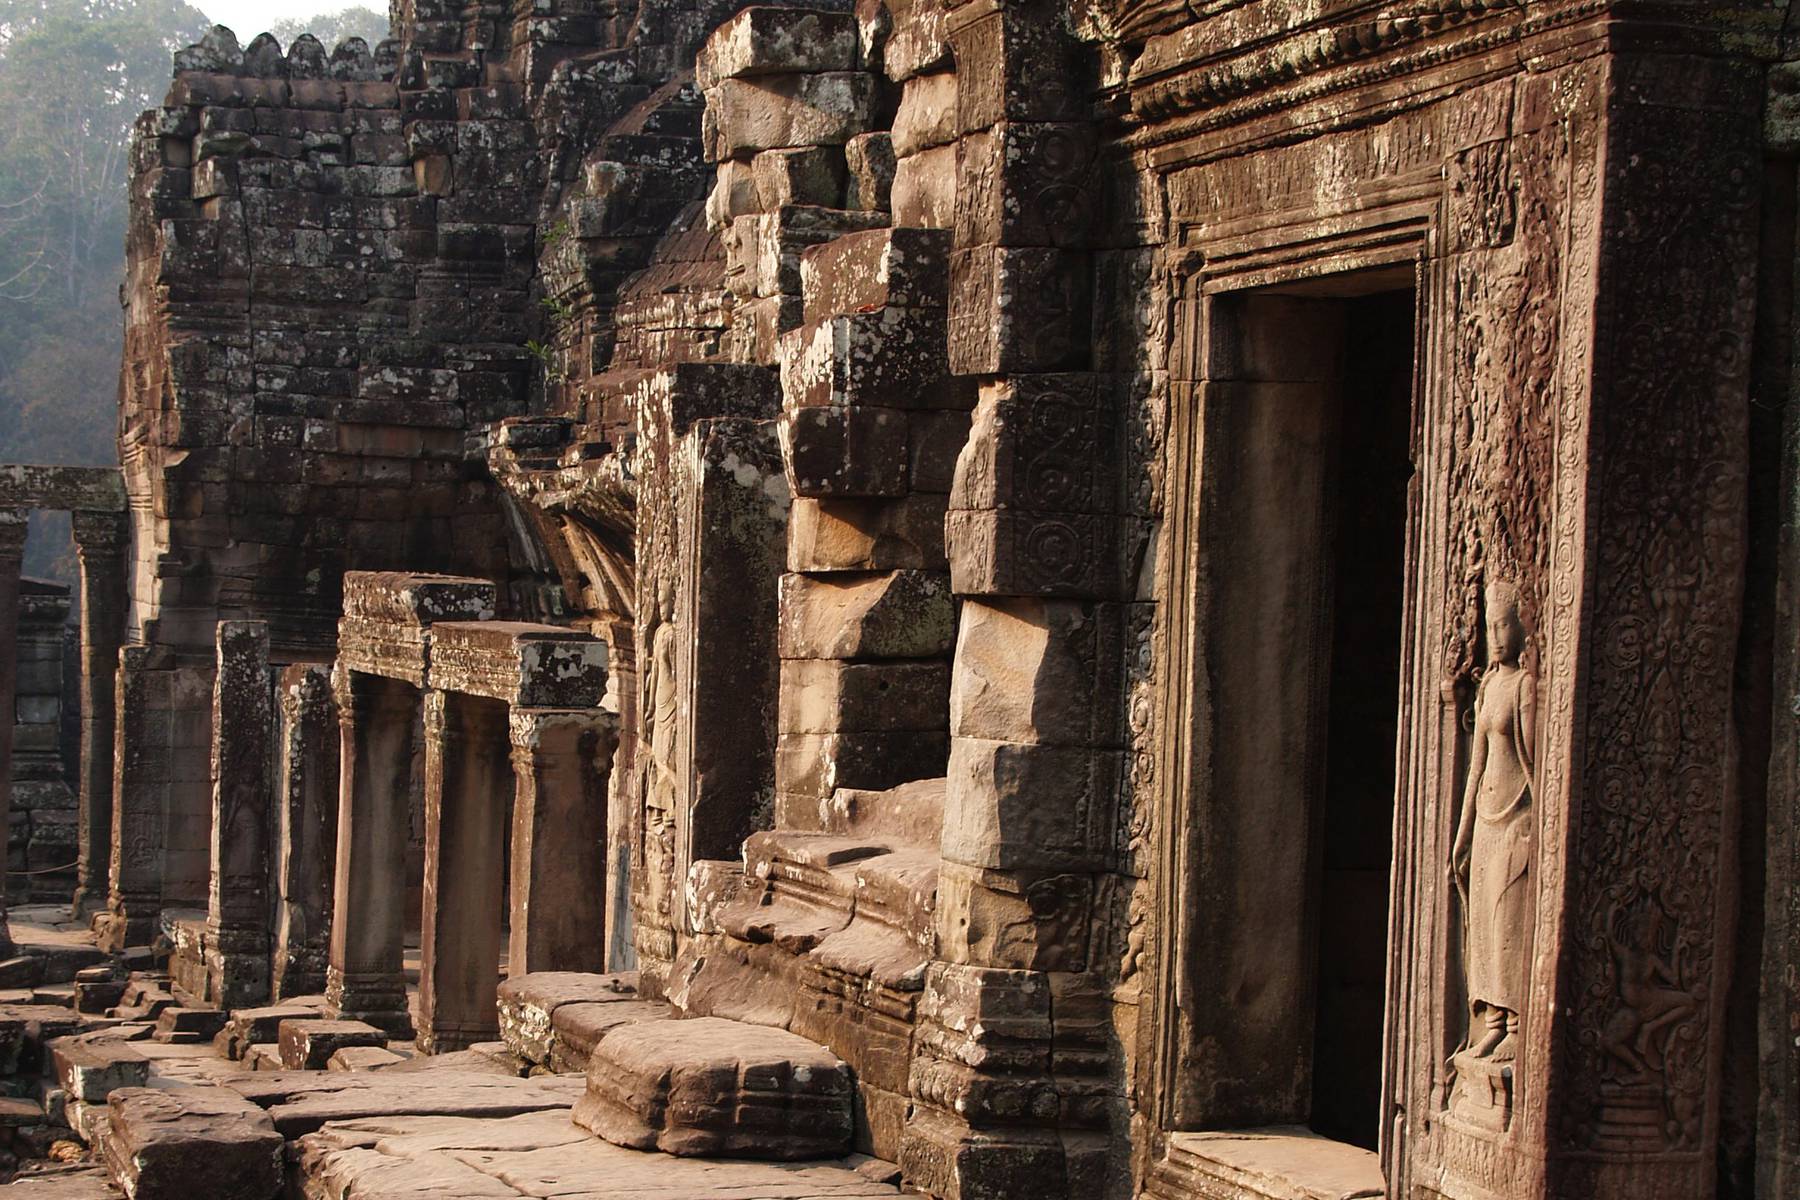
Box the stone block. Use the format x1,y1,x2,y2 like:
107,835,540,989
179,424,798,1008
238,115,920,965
950,374,1119,513
327,1045,405,1071
935,863,1093,971
945,508,1133,600
945,0,1090,133
882,0,950,81
949,597,1125,747
940,737,1121,871
726,206,888,300
425,621,606,707
776,731,950,799
819,776,948,848
153,1007,229,1043
705,158,758,230
52,1038,150,1103
752,146,846,210
779,309,971,411
278,1018,387,1070
549,1000,675,1074
779,570,955,658
696,7,859,90
890,144,955,229
844,132,894,211
704,74,876,161
572,1016,853,1159
102,1087,282,1200
787,495,949,572
910,411,971,494
212,1004,321,1061
955,123,1098,249
891,71,959,157
779,658,951,734
948,245,1089,374
781,405,909,497
496,972,637,1066
801,226,950,323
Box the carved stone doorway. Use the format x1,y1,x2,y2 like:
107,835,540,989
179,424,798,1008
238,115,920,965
1150,267,1419,1198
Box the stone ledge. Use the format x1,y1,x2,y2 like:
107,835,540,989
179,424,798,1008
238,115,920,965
1148,1128,1383,1200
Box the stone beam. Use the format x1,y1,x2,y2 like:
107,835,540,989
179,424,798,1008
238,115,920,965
0,465,126,513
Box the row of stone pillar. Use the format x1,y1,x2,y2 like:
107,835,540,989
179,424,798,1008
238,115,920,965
193,592,617,1051
0,503,129,954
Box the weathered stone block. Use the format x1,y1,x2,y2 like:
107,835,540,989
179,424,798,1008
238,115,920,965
890,143,956,230
52,1038,149,1103
278,1018,387,1070
955,123,1098,248
705,158,759,230
727,206,888,299
844,131,894,211
212,1004,320,1061
779,570,955,658
788,495,949,572
948,245,1089,375
800,226,950,323
945,0,1090,134
752,146,846,210
892,71,960,157
940,737,1120,871
951,376,1119,513
777,731,950,799
549,1000,674,1074
781,405,909,497
696,7,859,90
935,863,1092,971
945,508,1133,600
102,1087,282,1200
779,308,971,411
572,1016,853,1159
704,74,876,161
949,598,1124,747
779,658,951,733
496,971,636,1066
425,621,606,707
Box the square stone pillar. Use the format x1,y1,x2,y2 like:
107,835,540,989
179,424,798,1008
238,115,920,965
417,689,511,1053
272,663,338,999
205,620,272,1008
0,508,24,950
325,664,418,1038
70,509,128,919
508,707,616,977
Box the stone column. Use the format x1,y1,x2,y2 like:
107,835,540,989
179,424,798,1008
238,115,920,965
0,508,24,952
417,690,510,1053
325,665,417,1038
508,707,615,977
272,663,338,1000
70,509,128,920
204,620,272,1008
599,629,636,971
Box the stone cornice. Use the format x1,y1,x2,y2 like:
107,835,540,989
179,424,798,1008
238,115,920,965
1111,0,1783,157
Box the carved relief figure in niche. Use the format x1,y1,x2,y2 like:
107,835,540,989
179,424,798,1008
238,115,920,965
639,576,679,921
1450,578,1537,1063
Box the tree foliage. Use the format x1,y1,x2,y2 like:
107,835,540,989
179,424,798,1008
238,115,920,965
0,0,208,576
267,5,389,49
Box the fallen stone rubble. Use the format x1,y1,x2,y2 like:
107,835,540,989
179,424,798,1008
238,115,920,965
0,939,902,1199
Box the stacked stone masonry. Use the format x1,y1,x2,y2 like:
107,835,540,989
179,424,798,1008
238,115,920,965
0,0,1788,1199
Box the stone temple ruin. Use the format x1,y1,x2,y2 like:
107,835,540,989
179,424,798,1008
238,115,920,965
0,0,1793,1197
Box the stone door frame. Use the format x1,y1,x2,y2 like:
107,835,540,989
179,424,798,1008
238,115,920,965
1141,191,1459,1193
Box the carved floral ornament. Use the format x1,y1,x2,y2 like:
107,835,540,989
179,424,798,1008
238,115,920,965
1120,0,1529,122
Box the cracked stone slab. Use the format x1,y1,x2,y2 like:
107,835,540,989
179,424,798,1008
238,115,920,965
295,1111,899,1199
218,1068,585,1137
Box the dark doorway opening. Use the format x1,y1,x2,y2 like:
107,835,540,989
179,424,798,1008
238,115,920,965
1307,289,1415,1149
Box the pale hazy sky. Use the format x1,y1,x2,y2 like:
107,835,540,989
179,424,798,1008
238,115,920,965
197,1,374,37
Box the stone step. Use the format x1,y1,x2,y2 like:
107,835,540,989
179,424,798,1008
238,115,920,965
99,1087,282,1200
496,971,640,1068
0,1162,123,1198
151,1007,226,1044
210,1003,322,1061
573,1016,853,1160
